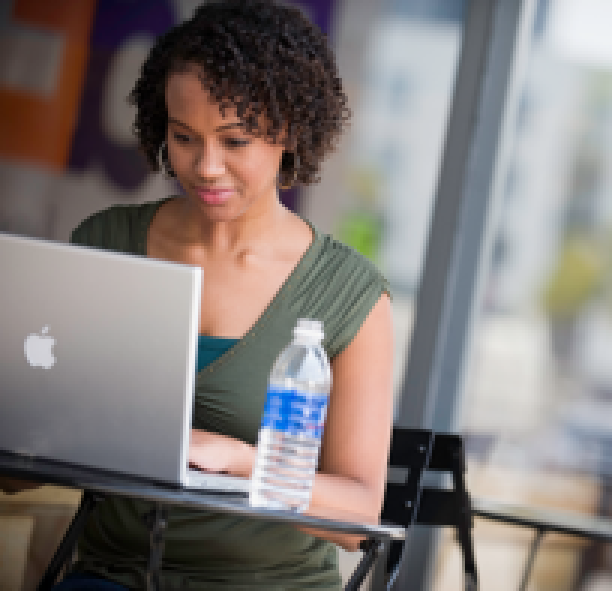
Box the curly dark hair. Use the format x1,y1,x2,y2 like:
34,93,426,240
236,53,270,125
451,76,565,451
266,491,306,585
129,0,350,187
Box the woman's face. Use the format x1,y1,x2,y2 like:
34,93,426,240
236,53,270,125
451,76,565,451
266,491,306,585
165,69,285,223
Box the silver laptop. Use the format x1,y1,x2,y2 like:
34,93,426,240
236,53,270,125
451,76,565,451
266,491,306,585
0,231,249,495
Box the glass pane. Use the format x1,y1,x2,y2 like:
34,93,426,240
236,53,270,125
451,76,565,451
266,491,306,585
303,0,467,411
453,1,612,589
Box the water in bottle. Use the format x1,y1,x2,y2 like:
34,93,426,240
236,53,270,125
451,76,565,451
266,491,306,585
249,319,331,511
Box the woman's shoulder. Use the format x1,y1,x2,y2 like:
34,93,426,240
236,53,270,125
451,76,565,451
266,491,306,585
69,198,169,252
312,225,390,293
297,223,391,357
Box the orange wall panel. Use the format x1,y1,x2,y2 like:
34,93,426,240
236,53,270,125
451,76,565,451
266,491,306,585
0,0,97,170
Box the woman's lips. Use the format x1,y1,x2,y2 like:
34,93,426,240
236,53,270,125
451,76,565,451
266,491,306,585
195,187,234,205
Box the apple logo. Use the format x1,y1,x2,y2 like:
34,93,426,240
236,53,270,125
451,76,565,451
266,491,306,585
24,326,56,369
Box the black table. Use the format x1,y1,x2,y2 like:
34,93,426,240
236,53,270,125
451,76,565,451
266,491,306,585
0,449,405,590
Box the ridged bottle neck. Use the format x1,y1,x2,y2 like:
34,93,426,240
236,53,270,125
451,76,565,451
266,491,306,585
292,336,323,348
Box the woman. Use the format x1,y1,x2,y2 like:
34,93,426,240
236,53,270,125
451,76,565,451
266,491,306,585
9,1,394,588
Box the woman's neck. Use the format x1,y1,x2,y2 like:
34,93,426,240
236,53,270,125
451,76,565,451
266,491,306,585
176,194,290,254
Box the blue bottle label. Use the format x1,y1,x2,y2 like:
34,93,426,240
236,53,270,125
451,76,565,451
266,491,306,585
261,386,328,438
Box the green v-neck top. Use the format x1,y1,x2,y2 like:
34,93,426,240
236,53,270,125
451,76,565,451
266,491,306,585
68,198,390,591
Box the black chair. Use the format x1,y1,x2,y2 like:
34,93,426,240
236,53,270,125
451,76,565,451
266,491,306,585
345,428,478,591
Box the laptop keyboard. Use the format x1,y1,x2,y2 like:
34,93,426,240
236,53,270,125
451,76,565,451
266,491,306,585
186,469,250,495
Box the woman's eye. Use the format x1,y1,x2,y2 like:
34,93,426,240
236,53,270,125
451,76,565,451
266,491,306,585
224,138,250,148
173,132,192,144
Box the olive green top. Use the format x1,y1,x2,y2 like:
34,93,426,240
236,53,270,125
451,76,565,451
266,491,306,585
69,198,390,590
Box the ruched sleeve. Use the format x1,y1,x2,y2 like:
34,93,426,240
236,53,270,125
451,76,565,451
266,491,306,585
289,232,391,358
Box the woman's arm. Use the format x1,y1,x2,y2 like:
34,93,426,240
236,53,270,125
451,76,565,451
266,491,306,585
189,293,394,551
297,293,394,550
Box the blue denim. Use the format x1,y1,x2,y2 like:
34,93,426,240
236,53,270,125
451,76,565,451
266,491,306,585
52,573,129,590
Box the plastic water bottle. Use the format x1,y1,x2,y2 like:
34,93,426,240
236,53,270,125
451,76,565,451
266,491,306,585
249,319,331,511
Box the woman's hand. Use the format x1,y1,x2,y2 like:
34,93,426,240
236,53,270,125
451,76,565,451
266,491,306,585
188,428,255,479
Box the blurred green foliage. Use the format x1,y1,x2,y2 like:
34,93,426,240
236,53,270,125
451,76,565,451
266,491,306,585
336,167,384,263
542,233,605,320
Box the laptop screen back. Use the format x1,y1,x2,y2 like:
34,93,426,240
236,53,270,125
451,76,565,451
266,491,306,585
0,232,201,485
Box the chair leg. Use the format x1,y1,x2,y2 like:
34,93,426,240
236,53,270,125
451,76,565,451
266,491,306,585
455,507,478,590
449,447,478,590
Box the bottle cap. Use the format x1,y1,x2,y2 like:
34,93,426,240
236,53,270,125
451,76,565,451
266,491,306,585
294,318,324,342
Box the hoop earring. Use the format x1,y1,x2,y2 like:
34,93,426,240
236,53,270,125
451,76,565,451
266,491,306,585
279,152,299,190
158,141,175,179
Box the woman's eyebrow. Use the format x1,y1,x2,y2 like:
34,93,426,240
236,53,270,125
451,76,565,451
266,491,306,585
168,117,194,131
215,122,245,132
167,117,244,133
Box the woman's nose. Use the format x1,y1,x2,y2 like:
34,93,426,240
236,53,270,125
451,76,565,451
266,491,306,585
195,143,225,178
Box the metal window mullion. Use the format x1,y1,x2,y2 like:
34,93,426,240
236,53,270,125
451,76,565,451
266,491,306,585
383,0,536,590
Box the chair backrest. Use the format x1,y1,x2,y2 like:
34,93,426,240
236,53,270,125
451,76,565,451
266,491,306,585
381,428,478,590
344,429,434,591
382,428,434,532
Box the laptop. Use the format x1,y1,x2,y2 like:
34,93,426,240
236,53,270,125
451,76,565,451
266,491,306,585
0,231,249,496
